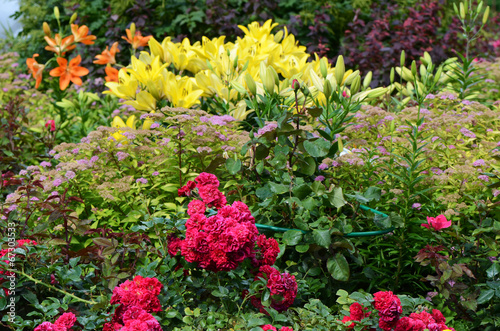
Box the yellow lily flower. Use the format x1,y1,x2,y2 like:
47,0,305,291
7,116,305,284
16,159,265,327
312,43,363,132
124,90,157,112
148,36,173,65
165,76,203,108
104,68,138,100
238,19,278,40
111,115,136,142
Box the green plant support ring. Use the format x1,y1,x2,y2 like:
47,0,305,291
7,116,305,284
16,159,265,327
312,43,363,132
255,204,395,238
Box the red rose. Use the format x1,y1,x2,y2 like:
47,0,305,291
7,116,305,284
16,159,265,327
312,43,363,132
195,172,219,188
187,200,206,216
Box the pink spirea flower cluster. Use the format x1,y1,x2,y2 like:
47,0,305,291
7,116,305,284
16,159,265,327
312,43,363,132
251,265,298,313
341,302,371,329
34,312,76,331
103,276,163,331
262,325,294,331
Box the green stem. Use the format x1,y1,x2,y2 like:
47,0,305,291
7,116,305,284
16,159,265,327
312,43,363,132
16,270,96,305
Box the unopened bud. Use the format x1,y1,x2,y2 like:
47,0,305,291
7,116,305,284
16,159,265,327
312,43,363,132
411,60,417,77
324,79,332,98
320,57,328,78
400,50,405,67
459,3,466,20
363,71,372,89
477,1,483,15
130,23,136,37
43,22,51,37
70,13,77,24
245,73,257,96
292,79,300,92
390,67,395,84
301,85,310,97
334,55,345,86
54,6,60,20
351,76,361,95
483,6,489,25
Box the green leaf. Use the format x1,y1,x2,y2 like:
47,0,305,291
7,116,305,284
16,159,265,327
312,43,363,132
293,184,312,199
269,182,289,195
255,144,269,160
312,229,331,248
303,139,330,157
329,187,347,208
477,289,495,305
283,230,303,246
256,186,273,200
327,253,350,281
295,244,310,253
363,187,381,201
298,156,316,176
487,263,500,279
225,158,241,175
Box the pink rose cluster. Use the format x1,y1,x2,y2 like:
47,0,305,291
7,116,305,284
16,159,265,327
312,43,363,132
34,312,76,331
103,275,163,331
177,172,226,209
394,310,453,331
250,265,298,313
341,302,371,329
172,173,280,272
262,325,294,331
340,291,455,331
374,291,403,330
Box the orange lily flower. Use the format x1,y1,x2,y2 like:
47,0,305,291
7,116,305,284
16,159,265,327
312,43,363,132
49,55,89,91
71,24,97,45
94,42,120,65
104,66,119,83
122,29,152,49
26,54,45,89
44,34,76,56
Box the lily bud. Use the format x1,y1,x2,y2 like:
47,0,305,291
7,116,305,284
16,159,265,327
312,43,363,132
363,71,372,89
274,30,284,43
390,119,395,132
477,1,483,15
344,70,359,86
70,13,77,24
351,76,361,95
54,6,60,20
459,2,466,20
453,3,459,16
245,73,257,96
320,57,328,78
483,6,489,25
411,60,417,77
43,22,51,37
263,68,276,94
390,67,395,84
334,55,345,86
324,79,333,98
400,50,405,67
292,79,300,92
130,23,136,37
434,66,443,84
